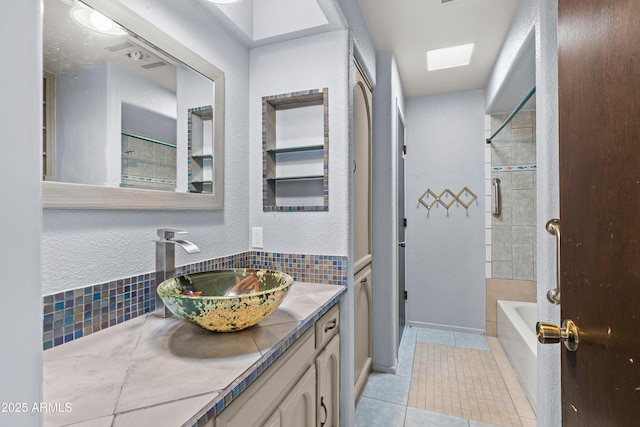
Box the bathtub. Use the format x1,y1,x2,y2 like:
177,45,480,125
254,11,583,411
497,300,537,413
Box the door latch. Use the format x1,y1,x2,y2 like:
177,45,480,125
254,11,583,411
536,319,579,351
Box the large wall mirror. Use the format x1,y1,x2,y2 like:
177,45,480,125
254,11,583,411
42,0,224,209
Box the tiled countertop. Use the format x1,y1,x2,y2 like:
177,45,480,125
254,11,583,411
43,282,345,427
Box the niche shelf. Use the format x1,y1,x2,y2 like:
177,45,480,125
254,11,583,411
188,105,214,194
262,88,329,212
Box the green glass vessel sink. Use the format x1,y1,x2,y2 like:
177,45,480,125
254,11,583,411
157,269,294,332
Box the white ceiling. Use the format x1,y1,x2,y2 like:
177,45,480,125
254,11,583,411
358,0,521,98
199,0,344,48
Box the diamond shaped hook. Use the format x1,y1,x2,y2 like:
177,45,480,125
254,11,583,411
419,188,439,210
438,189,457,209
456,187,477,209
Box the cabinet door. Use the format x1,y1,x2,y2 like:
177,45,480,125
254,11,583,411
353,61,373,269
215,331,315,427
264,410,281,427
280,366,316,427
316,334,340,427
354,265,372,401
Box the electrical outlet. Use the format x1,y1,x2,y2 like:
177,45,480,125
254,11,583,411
252,227,263,249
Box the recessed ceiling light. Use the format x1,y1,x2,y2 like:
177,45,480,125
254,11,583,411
71,5,126,36
206,0,241,4
426,43,474,71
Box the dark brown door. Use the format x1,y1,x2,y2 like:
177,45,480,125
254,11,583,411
558,0,640,425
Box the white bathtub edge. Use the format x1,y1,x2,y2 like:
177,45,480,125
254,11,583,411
497,299,537,414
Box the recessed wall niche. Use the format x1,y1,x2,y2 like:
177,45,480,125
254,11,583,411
188,105,214,194
262,88,329,212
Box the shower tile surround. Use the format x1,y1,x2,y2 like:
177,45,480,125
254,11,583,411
120,132,177,192
43,251,348,350
485,110,537,281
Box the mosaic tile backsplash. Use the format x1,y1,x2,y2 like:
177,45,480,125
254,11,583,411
42,251,348,350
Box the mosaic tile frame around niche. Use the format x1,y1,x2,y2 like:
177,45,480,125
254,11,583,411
262,88,329,212
42,251,348,350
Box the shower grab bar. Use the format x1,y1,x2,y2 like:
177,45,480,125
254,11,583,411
545,219,561,305
491,178,501,218
486,85,536,144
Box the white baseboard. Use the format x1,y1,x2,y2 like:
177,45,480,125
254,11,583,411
407,320,486,335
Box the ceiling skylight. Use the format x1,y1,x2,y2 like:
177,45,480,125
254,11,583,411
426,43,474,71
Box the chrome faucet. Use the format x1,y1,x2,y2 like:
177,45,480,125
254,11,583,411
155,229,201,317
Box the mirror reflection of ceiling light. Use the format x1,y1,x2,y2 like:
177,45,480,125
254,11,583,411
426,43,475,71
71,4,126,36
127,51,149,61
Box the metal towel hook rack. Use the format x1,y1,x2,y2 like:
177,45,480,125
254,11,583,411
418,187,477,212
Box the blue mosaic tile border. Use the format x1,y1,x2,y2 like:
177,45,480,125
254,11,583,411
43,251,347,350
42,274,153,351
185,286,347,427
250,251,348,286
492,163,536,172
175,251,253,276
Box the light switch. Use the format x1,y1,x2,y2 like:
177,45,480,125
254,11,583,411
252,227,263,249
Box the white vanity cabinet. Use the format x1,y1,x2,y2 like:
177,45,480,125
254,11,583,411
316,334,340,427
279,365,316,427
213,304,340,427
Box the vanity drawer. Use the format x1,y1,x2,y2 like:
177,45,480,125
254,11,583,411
315,304,340,349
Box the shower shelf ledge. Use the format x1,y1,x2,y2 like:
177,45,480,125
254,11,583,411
266,175,324,182
190,154,213,160
266,144,324,154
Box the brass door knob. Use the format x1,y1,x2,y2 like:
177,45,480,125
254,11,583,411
536,319,579,351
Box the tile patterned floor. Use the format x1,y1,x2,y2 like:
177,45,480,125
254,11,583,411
355,326,536,427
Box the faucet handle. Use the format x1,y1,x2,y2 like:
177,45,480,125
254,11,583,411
157,229,188,240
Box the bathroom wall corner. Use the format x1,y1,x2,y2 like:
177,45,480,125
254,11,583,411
371,52,405,371
535,1,561,426
0,1,43,424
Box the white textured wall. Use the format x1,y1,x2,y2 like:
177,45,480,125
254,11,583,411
485,0,536,113
337,0,376,87
372,52,405,371
0,0,42,424
249,30,350,256
248,30,353,425
55,63,110,186
42,0,251,295
536,1,561,425
405,90,486,333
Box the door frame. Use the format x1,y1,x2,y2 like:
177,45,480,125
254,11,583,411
535,3,562,425
396,100,406,348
